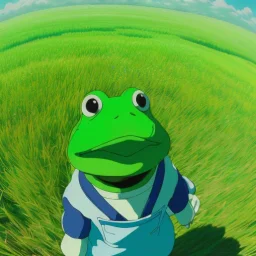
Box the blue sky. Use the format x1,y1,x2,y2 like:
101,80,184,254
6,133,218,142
0,0,256,33
0,0,15,8
1,0,255,11
226,0,255,13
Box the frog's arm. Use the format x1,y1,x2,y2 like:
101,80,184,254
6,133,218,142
166,164,200,227
61,197,91,256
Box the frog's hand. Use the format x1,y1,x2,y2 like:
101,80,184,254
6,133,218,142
182,176,196,195
61,197,91,256
167,168,199,227
61,235,88,256
182,176,200,214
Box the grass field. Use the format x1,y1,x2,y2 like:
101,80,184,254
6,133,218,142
0,4,256,256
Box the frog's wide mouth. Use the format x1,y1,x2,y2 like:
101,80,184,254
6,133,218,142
93,170,151,188
75,135,160,158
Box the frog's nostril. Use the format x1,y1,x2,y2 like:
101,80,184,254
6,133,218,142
114,115,119,119
130,112,136,116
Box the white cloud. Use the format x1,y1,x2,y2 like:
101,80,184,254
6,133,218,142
211,0,253,17
174,0,209,3
0,0,48,15
211,0,234,9
0,0,255,33
212,1,253,17
243,16,256,26
236,7,253,16
209,0,255,31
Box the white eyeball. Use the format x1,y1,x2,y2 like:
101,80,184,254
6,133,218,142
132,90,150,111
82,94,103,117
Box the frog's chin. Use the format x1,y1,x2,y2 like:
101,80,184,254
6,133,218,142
93,170,151,189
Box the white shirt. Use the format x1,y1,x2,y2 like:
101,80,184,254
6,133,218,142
93,167,157,220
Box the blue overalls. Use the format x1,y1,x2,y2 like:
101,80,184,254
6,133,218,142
62,158,190,256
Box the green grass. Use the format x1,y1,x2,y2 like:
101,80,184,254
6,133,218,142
0,4,256,256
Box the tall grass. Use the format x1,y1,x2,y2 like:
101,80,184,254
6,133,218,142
0,5,256,256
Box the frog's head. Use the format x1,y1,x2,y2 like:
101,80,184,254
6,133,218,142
68,87,170,188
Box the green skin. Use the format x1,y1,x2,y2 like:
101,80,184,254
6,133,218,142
68,87,170,193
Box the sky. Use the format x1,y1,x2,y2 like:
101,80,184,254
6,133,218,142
0,0,256,33
0,0,13,8
226,0,255,13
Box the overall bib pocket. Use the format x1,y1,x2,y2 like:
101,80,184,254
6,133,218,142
98,207,165,246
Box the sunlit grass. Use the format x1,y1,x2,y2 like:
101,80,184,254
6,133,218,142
0,5,256,256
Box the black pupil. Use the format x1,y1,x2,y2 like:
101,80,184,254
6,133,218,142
86,98,99,113
136,93,146,108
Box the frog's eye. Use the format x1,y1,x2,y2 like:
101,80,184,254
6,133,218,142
82,94,103,117
132,90,150,111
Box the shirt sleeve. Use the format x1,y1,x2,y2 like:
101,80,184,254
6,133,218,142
168,169,189,214
62,197,91,239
